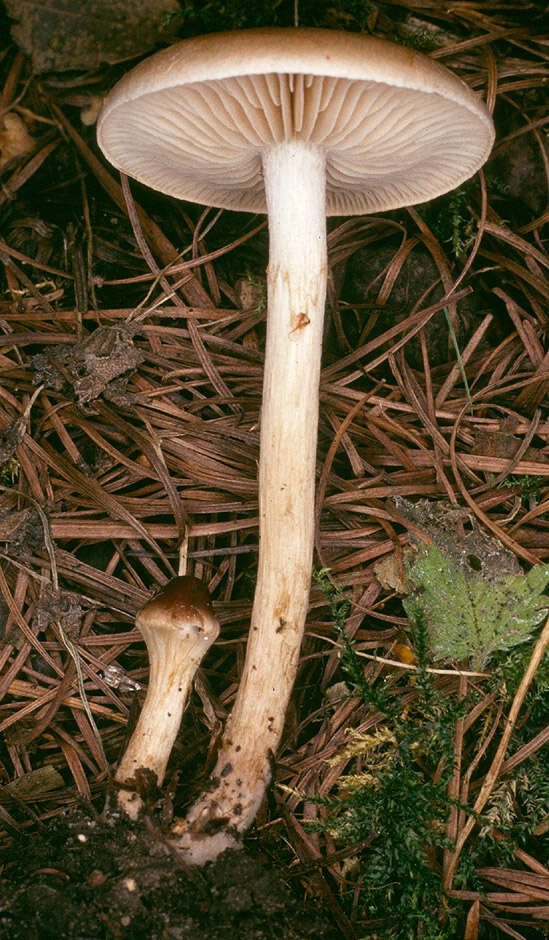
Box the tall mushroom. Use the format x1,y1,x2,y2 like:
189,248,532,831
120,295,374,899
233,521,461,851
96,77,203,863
116,576,219,819
97,27,494,860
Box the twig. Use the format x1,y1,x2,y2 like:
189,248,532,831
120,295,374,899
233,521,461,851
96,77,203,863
443,615,549,891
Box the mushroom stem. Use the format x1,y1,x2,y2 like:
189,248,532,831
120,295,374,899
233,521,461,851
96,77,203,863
116,576,219,819
179,142,327,858
117,635,192,819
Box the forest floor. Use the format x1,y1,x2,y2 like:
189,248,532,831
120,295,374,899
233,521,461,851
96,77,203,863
0,1,548,938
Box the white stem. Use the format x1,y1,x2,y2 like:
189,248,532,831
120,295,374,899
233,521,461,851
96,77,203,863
117,597,219,819
178,141,327,860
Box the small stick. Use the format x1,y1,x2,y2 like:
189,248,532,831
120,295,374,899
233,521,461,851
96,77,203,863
443,615,549,892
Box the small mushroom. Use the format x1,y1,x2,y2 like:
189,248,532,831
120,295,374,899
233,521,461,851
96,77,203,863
116,576,219,819
98,27,494,858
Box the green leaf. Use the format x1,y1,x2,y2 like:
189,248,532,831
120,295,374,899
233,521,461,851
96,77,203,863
403,543,549,668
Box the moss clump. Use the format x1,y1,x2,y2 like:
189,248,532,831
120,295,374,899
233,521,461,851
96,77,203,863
310,569,549,938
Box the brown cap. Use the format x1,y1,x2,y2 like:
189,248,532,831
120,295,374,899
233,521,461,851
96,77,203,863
97,27,494,216
137,575,214,634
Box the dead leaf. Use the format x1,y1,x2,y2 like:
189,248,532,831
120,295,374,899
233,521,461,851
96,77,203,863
235,277,266,313
5,0,181,73
394,497,522,581
0,508,43,563
32,586,84,640
0,113,34,169
4,765,64,799
373,553,407,593
0,508,34,541
0,414,28,464
471,428,539,462
324,681,352,706
32,324,143,405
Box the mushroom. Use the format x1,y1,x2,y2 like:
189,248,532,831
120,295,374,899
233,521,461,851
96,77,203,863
116,576,219,819
97,27,494,858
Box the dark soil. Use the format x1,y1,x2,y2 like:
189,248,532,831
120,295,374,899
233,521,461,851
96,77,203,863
0,808,342,939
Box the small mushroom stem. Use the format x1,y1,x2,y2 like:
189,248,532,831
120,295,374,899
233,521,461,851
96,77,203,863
178,142,327,860
116,576,219,819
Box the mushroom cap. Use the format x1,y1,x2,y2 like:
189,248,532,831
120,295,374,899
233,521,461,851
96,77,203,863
97,28,494,216
137,575,215,637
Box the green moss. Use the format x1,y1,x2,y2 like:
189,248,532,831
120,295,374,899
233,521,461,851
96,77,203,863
309,570,549,937
420,186,475,261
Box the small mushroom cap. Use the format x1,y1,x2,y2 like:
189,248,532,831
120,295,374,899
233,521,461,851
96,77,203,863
97,27,494,216
137,575,215,636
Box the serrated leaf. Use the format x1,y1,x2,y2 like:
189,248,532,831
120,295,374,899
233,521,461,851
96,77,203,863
403,542,549,668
